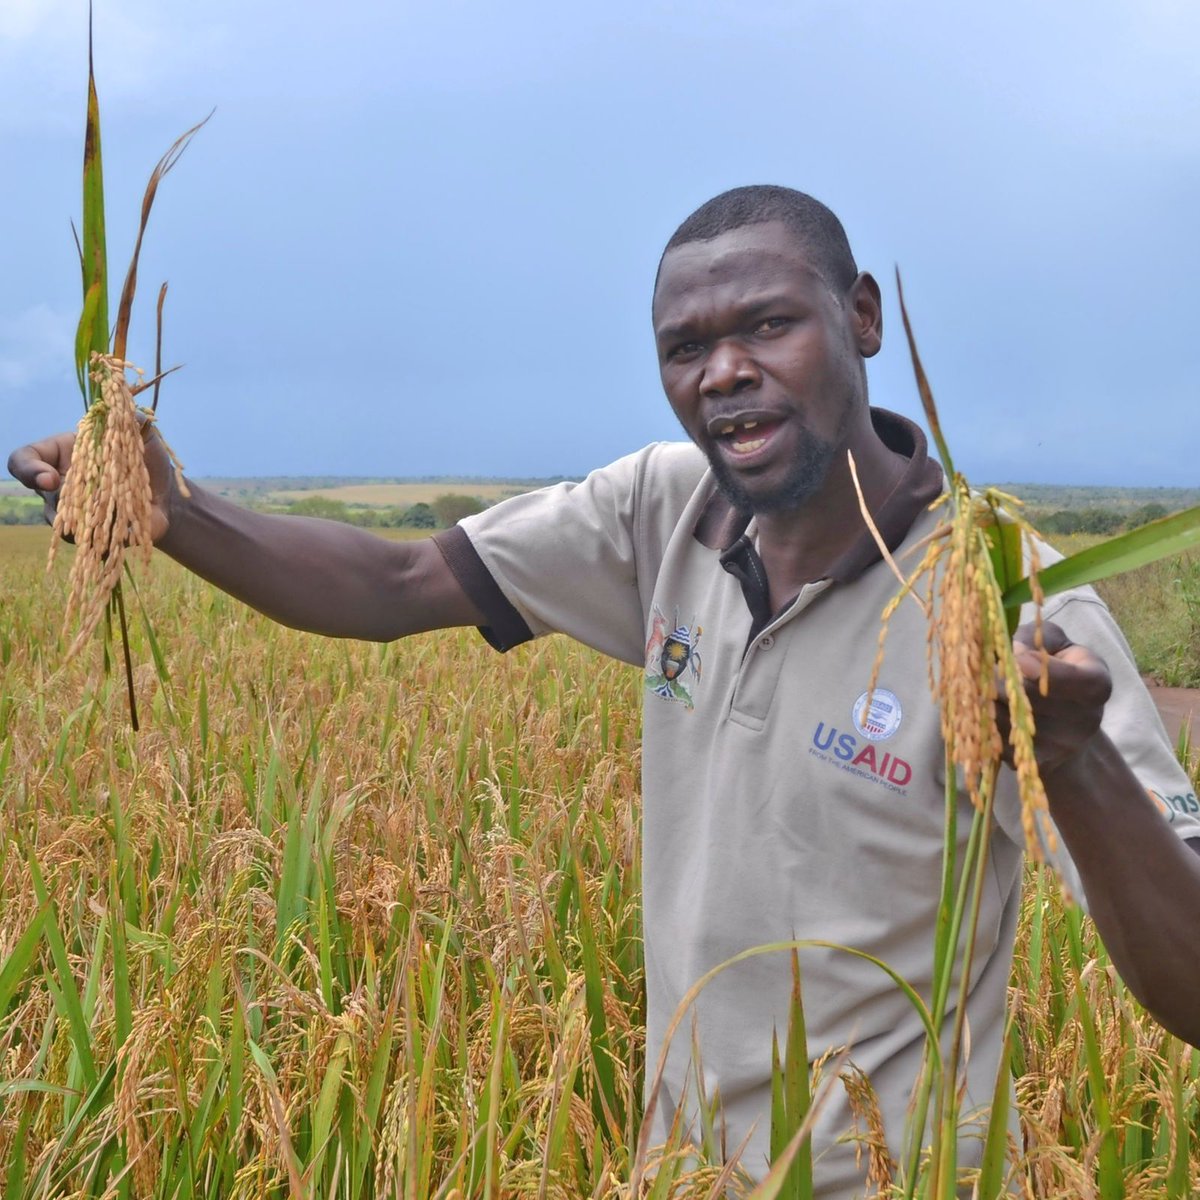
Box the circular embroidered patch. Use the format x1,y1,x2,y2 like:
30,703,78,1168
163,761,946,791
853,688,903,741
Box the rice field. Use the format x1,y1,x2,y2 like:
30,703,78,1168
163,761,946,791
1,524,1199,1197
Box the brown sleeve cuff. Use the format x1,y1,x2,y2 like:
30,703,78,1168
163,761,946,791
432,525,535,652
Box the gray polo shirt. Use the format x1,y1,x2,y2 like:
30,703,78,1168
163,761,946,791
434,409,1200,1195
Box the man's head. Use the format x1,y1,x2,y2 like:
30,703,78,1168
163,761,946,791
652,187,882,514
656,185,860,299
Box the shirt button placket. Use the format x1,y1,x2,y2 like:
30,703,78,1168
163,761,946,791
730,626,786,728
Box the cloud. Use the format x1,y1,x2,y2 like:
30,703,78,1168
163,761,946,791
0,0,66,41
0,304,76,389
0,1,227,133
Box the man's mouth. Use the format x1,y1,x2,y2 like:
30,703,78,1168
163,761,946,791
710,416,786,458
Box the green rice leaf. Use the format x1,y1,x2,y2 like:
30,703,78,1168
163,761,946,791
123,566,177,717
1167,1039,1191,1198
0,1081,78,1098
982,500,1023,637
353,990,397,1193
25,847,97,1091
109,869,132,1048
74,280,104,404
574,858,619,1134
247,1037,307,1200
81,15,109,392
1064,906,1124,1200
308,1030,350,1183
25,1059,116,1195
80,912,106,1025
0,903,48,1018
769,1029,785,1165
1002,504,1200,610
744,1049,850,1200
976,1016,1016,1199
1,1098,35,1200
781,949,813,1200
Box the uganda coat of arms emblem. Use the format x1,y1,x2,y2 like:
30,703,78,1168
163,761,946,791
644,605,703,709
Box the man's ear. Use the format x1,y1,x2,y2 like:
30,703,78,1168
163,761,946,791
849,272,883,359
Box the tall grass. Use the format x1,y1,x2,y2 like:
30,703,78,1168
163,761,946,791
2,527,1198,1196
1091,549,1200,688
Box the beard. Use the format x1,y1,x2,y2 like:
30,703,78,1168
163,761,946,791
704,426,841,514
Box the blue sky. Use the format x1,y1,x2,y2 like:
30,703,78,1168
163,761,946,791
3,1,1199,485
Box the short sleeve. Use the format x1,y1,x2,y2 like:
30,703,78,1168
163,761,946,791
432,443,708,666
993,582,1200,904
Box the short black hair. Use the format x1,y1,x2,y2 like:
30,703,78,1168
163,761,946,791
659,185,858,294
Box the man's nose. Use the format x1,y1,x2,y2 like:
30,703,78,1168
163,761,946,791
700,340,759,397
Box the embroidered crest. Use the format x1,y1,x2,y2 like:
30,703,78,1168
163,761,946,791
644,605,703,709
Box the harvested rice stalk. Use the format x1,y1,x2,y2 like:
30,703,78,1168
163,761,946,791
48,353,187,662
53,13,208,727
852,295,1056,861
858,471,1055,861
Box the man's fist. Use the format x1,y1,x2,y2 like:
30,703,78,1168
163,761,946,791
998,620,1112,774
8,424,177,544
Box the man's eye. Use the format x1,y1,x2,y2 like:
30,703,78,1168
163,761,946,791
754,316,791,334
667,341,704,361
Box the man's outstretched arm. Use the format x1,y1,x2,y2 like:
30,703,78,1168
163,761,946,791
1013,624,1200,1046
8,430,485,643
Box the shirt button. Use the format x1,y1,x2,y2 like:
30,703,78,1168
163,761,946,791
759,634,775,649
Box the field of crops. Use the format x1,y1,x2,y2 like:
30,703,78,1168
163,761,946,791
2,523,1199,1198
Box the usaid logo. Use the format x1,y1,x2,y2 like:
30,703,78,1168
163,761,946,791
852,688,902,741
807,688,911,791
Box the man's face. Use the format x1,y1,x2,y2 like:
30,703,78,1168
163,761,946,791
652,220,881,513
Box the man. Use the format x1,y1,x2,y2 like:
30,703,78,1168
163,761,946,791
11,185,1200,1195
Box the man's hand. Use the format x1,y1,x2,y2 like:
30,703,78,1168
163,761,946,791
8,425,176,543
997,620,1113,774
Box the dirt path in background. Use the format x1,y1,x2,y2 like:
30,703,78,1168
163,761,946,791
1146,682,1200,747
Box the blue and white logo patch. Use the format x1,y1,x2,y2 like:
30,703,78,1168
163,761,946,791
852,688,903,741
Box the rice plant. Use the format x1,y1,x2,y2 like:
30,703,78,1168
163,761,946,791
53,14,202,729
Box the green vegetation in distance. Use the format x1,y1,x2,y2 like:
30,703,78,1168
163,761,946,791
3,482,1196,534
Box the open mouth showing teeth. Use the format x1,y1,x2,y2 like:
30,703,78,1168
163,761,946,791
714,417,784,456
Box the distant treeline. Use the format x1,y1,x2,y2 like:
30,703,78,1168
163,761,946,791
253,492,487,529
251,495,1197,535
993,482,1200,514
0,491,487,529
201,474,577,499
1025,502,1178,536
0,497,42,525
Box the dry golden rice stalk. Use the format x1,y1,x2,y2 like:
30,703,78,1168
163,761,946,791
115,1003,172,1196
839,1062,897,1194
47,351,184,661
